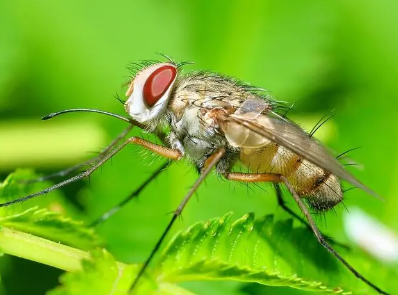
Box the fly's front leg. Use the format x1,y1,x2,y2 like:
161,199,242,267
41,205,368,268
89,134,182,226
0,137,182,208
128,137,182,160
21,125,134,184
23,125,172,184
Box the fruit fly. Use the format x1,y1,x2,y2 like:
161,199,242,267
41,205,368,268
1,56,388,294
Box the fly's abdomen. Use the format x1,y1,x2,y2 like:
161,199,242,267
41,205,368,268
240,144,343,211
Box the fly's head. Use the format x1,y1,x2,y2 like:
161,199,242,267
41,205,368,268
124,62,178,125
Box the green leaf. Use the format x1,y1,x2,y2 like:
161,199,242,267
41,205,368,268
0,207,98,250
48,249,133,295
0,170,393,295
48,249,197,295
0,199,394,295
0,170,99,250
155,213,394,295
0,169,81,218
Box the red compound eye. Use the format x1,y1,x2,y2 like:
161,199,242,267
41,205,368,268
143,65,177,107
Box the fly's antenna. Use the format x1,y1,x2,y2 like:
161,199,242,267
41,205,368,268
42,108,134,124
309,110,335,138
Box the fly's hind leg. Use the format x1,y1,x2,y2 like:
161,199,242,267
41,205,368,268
224,171,388,295
273,183,350,250
281,175,388,295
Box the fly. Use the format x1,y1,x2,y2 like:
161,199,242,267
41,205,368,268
1,56,388,294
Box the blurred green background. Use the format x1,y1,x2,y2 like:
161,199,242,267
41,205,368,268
1,0,397,294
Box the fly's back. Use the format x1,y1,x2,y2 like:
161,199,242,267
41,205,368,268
169,72,268,121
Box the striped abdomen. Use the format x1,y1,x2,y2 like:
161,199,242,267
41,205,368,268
240,143,343,211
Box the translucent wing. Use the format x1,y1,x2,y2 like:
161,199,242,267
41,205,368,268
218,98,379,198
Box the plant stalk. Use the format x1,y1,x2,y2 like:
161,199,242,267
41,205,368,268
0,226,90,272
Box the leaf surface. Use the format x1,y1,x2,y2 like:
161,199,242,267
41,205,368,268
0,170,99,249
155,213,394,294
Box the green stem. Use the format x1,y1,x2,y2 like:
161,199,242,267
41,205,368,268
0,226,90,272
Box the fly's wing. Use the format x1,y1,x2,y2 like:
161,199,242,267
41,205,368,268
220,97,272,148
218,98,380,198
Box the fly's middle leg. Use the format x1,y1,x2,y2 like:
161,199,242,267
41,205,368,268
89,161,170,227
129,148,226,293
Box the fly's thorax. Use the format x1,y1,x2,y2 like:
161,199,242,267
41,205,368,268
241,144,343,212
166,72,256,169
168,103,232,170
168,72,274,149
168,72,258,121
167,100,215,167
